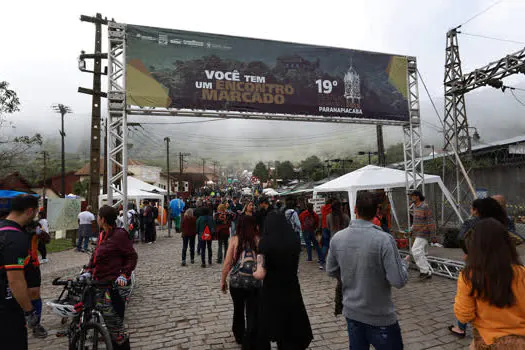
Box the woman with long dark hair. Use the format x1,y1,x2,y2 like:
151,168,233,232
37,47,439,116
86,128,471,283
220,215,260,348
326,199,350,239
454,218,525,348
254,212,313,349
451,197,512,337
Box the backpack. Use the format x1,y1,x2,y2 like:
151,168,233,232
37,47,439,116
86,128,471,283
201,225,212,241
152,206,159,220
303,213,316,232
229,247,261,289
286,210,301,234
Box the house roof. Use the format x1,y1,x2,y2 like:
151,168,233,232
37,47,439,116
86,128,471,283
389,134,525,169
76,159,137,176
0,172,34,190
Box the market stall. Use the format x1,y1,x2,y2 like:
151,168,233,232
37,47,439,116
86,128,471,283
313,165,462,224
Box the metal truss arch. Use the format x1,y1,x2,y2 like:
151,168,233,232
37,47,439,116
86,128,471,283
106,21,128,227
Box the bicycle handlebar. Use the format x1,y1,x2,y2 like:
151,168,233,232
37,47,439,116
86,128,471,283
52,277,114,287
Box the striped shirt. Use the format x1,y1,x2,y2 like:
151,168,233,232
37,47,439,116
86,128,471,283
411,202,436,239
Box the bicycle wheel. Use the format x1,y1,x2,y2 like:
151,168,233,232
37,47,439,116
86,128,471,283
70,322,113,350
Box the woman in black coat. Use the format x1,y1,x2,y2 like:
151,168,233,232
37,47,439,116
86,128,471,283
254,212,313,350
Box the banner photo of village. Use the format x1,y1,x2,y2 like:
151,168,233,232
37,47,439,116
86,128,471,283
125,24,410,122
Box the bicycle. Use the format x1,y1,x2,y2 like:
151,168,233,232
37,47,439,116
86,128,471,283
47,277,114,350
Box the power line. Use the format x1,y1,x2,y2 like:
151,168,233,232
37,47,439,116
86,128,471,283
510,89,525,107
459,0,504,27
128,118,225,125
459,32,525,45
417,70,446,130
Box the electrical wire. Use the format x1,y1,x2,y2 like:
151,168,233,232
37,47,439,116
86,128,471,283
417,70,446,130
459,0,504,27
459,32,525,45
128,118,226,125
510,89,525,107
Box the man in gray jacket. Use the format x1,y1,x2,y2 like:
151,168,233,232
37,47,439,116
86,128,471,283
326,191,410,350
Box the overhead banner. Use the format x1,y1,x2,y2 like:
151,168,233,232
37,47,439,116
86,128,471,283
126,24,410,122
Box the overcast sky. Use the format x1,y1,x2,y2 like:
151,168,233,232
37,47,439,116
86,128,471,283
1,0,524,161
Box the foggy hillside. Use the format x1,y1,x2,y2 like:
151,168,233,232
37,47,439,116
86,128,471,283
5,81,525,166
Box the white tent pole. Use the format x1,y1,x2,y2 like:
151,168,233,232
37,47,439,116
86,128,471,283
438,179,464,224
387,190,401,232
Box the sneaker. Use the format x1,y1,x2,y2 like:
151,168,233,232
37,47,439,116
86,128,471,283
306,259,313,262
319,265,324,270
33,324,48,339
148,242,153,245
181,262,187,267
201,264,206,268
419,272,432,280
39,258,48,264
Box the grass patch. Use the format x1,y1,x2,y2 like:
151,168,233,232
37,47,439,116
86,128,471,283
47,239,75,253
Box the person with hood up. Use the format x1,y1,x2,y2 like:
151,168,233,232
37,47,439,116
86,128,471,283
254,212,313,349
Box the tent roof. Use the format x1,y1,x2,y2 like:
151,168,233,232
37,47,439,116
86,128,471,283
99,176,166,200
314,165,441,193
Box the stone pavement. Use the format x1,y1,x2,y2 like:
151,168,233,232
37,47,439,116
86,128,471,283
29,232,471,350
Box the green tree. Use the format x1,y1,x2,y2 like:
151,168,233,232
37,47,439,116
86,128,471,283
253,161,268,182
385,143,404,164
73,179,89,198
0,81,20,117
300,155,322,179
277,161,295,181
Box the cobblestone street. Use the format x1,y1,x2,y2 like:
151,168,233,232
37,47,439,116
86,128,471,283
29,232,471,349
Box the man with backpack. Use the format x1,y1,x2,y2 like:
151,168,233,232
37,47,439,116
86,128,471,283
284,198,302,241
196,207,215,268
300,203,324,269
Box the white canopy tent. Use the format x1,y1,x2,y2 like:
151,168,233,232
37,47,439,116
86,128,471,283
313,165,462,223
98,176,166,209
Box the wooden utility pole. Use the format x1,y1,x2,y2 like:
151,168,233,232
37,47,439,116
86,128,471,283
41,151,48,210
179,152,191,175
79,13,108,210
376,124,386,166
164,137,171,237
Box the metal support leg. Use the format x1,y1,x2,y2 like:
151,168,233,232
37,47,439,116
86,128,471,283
106,22,128,228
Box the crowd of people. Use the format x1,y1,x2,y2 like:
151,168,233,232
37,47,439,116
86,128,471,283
1,189,524,349
165,190,524,349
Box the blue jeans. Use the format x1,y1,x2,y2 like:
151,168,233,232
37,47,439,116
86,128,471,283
457,320,467,331
77,236,89,251
303,230,324,264
346,319,403,350
321,228,331,259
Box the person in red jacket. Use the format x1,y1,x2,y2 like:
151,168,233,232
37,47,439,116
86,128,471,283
320,198,333,261
299,203,323,269
181,208,197,266
84,205,137,350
